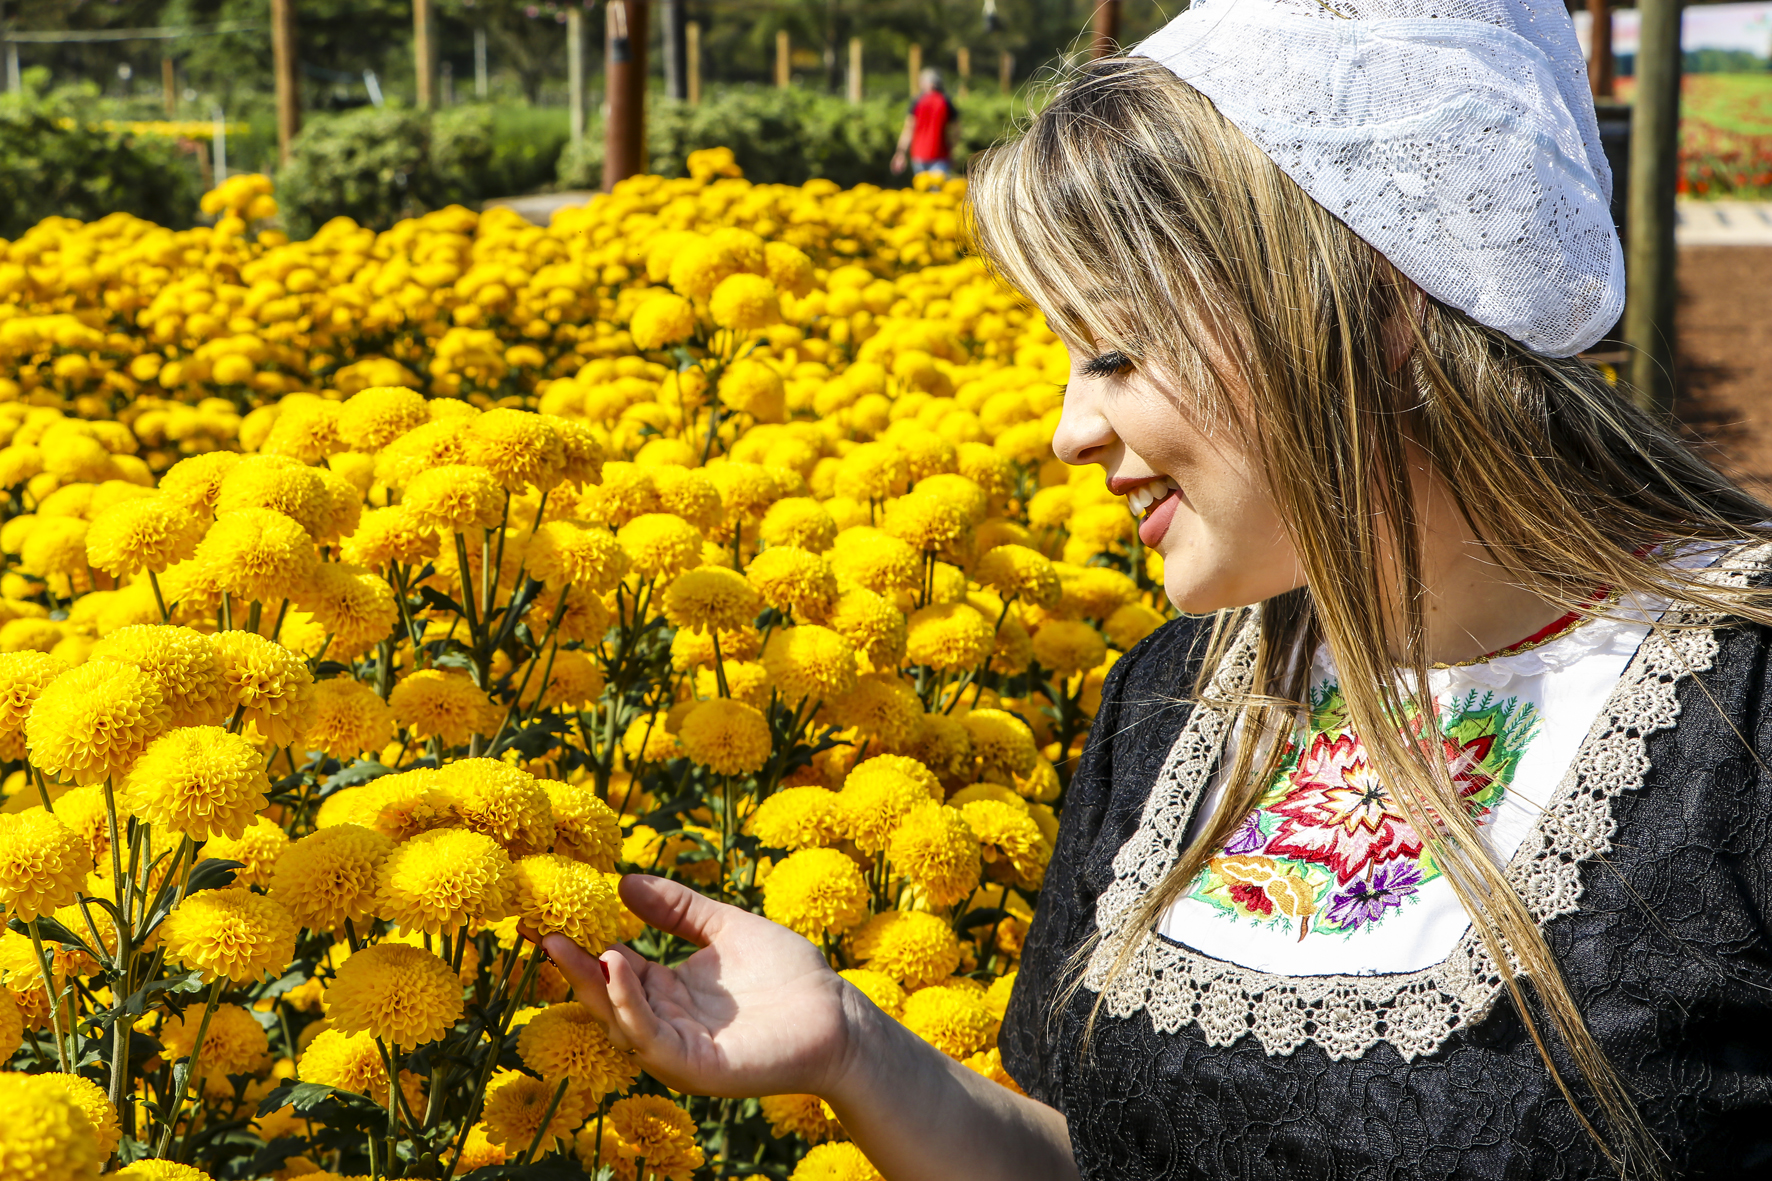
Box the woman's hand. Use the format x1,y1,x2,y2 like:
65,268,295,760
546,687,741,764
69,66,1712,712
540,874,862,1099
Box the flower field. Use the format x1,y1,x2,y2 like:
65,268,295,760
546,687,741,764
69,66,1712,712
0,149,1167,1180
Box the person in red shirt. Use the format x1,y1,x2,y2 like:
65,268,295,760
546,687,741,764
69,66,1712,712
892,68,960,178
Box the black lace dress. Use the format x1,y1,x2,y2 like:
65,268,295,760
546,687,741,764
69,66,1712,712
999,608,1772,1179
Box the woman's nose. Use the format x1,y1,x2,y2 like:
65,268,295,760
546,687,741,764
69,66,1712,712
1050,381,1116,467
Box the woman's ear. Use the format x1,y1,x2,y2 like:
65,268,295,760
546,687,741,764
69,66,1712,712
1382,281,1429,373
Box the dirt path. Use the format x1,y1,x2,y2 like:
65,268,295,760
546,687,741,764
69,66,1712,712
1674,245,1772,498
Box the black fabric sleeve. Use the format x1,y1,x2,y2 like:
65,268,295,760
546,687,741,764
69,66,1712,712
999,614,1211,1107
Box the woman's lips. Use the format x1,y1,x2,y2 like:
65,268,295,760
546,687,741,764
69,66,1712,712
1138,488,1181,547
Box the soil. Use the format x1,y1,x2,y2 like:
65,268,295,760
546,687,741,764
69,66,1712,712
1673,245,1772,498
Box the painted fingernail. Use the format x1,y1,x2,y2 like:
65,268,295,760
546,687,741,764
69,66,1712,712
599,959,611,982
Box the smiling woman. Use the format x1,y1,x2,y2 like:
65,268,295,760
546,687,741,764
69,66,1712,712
537,0,1772,1178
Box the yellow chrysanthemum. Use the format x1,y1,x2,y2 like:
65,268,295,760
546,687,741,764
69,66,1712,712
326,941,463,1047
509,853,622,950
521,648,607,712
888,803,982,909
961,708,1040,781
517,1001,641,1100
90,624,230,729
959,798,1052,889
901,981,995,1059
403,464,505,534
85,495,205,576
0,808,92,921
304,677,398,759
214,458,331,537
628,292,697,350
338,386,430,451
0,649,68,760
838,967,907,1017
709,272,779,331
25,659,169,785
606,1095,705,1180
759,1093,844,1144
747,785,844,851
160,885,297,983
299,1027,404,1103
119,725,269,840
203,814,289,888
837,765,932,855
442,757,557,856
35,1073,120,1160
905,602,995,672
848,909,961,989
482,1067,595,1153
527,520,630,593
0,1072,105,1181
298,563,398,661
159,1002,271,1096
617,513,703,581
193,507,319,605
466,408,567,494
880,489,970,555
791,1141,884,1181
762,847,870,939
676,698,772,775
746,545,838,622
271,823,394,932
211,630,315,747
762,625,857,705
974,543,1062,608
718,358,787,422
375,827,513,933
389,669,499,748
456,1122,509,1172
1030,619,1108,677
320,768,458,841
662,565,760,634
340,504,440,570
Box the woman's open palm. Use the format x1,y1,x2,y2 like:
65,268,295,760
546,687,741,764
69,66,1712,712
540,874,863,1100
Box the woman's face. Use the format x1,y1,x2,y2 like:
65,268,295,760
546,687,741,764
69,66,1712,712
1051,342,1305,614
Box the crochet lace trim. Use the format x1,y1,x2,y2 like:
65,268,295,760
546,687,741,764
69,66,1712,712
1082,546,1770,1061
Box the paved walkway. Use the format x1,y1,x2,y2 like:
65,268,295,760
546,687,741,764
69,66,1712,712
482,191,597,225
1676,201,1772,246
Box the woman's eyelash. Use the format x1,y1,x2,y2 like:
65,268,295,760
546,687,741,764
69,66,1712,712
1082,350,1134,377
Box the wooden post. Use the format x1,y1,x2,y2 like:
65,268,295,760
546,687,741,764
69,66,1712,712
414,0,436,109
1091,0,1121,59
848,36,862,102
776,29,791,88
663,0,687,100
1624,0,1681,416
474,27,488,97
908,43,921,96
957,46,970,98
270,0,300,164
567,6,585,147
604,0,648,190
687,20,702,105
1587,0,1615,99
999,49,1014,93
162,55,176,116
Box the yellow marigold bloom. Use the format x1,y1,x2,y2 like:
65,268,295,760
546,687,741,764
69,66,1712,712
710,272,779,331
718,359,787,423
888,804,982,908
746,545,838,621
161,885,297,982
299,563,398,660
314,464,364,542
838,765,931,855
517,1001,642,1100
545,414,606,486
0,649,67,760
389,669,498,748
327,941,463,1047
833,442,910,503
271,823,394,931
157,451,240,514
694,657,771,711
677,697,772,775
827,585,907,669
759,496,838,553
829,673,922,749
901,982,994,1059
851,753,943,801
542,781,620,870
961,708,1040,781
792,1143,883,1181
0,808,91,920
203,815,289,888
662,565,763,635
747,785,844,851
530,584,613,645
456,1122,509,1172
300,1027,409,1103
47,784,110,873
375,417,474,488
510,852,622,949
905,602,994,672
19,516,89,579
25,659,169,785
1105,601,1166,649
839,967,907,1017
322,768,458,840
85,496,204,576
577,461,660,528
521,647,606,712
670,623,761,671
375,827,513,932
0,1072,105,1181
703,462,781,536
881,488,969,554
0,616,61,654
160,1002,270,1096
483,1067,595,1154
1054,563,1140,620
304,677,397,759
34,1073,119,1159
620,711,681,765
762,846,869,939
338,386,430,451
443,757,557,856
759,1093,844,1144
763,624,858,704
959,799,1051,889
962,1046,1026,1095
617,512,703,580
194,507,319,605
828,527,920,595
848,909,960,989
527,520,630,593
1031,619,1108,677
650,464,725,532
905,712,974,788
0,990,20,1062
466,408,567,494
607,1094,705,1180
403,463,505,535
974,544,1062,608
212,630,315,746
629,291,697,350
341,505,440,570
215,458,332,537
90,624,229,729
112,1161,211,1181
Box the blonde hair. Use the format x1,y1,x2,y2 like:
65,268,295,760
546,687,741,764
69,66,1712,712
967,56,1772,1176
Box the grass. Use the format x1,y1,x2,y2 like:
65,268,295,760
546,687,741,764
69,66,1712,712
1617,73,1772,198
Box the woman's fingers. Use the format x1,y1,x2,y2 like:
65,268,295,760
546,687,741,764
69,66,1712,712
618,874,741,948
602,946,666,1053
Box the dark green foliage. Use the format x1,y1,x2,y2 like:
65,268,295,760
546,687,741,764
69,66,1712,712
0,83,202,239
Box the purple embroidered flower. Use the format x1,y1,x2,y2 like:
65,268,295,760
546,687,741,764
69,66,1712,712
1225,811,1267,855
1325,860,1424,932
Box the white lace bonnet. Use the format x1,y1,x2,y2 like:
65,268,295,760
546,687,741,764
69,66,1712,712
1131,0,1624,357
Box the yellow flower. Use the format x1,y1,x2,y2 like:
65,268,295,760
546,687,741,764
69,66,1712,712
456,1122,509,1172
270,823,394,932
848,909,961,989
482,1068,595,1154
510,852,623,950
159,1002,270,1095
521,648,607,712
703,462,782,537
709,272,779,331
905,602,995,671
1105,601,1166,649
341,505,440,570
888,804,981,909
617,512,704,580
0,1071,105,1181
402,463,505,534
746,545,838,621
119,724,269,840
85,495,204,576
527,520,630,593
759,1093,844,1144
901,981,994,1059
25,659,170,785
0,808,92,921
374,418,474,488
762,624,858,704
881,488,969,554
160,885,297,982
826,585,907,669
211,630,315,746
200,814,288,890
0,649,68,760
974,543,1062,608
443,757,557,856
628,292,697,350
747,786,844,851
298,562,398,660
1030,618,1107,677
759,496,837,553
829,673,922,749
838,967,906,1017
676,697,771,775
517,1000,640,1100
300,1027,407,1103
466,408,567,494
318,768,457,839
35,1073,120,1159
326,941,464,1047
606,1095,705,1181
576,462,661,528
113,1160,212,1181
762,847,870,939
215,457,332,537
194,507,319,605
959,798,1051,889
791,1141,884,1181
337,385,430,451
838,763,932,855
304,677,398,759
19,516,90,580
389,669,499,748
662,565,759,635
90,624,230,729
375,827,513,933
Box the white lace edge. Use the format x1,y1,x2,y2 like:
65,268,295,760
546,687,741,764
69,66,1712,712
1081,544,1772,1062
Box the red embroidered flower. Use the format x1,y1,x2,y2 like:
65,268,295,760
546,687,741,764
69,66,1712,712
1228,880,1275,916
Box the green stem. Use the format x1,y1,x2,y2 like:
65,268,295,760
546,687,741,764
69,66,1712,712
154,975,225,1159
27,920,69,1072
520,1075,573,1164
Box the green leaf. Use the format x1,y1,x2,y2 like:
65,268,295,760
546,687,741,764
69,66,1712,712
185,858,246,896
5,914,98,959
